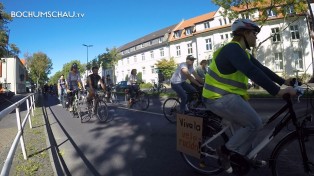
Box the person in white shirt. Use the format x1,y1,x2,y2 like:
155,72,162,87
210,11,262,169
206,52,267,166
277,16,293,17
127,69,139,105
170,55,204,113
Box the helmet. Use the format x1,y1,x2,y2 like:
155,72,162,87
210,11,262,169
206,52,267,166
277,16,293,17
71,63,78,70
231,19,260,33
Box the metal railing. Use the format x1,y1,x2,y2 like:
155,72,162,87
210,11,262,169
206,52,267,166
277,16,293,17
0,93,36,176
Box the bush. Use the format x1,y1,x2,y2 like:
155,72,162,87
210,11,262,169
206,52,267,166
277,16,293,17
140,82,153,89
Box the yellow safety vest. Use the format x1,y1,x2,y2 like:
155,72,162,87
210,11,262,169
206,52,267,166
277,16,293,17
203,41,250,100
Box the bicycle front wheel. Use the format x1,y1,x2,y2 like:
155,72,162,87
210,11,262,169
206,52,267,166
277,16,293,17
162,98,180,123
181,119,228,175
270,128,314,176
96,100,109,122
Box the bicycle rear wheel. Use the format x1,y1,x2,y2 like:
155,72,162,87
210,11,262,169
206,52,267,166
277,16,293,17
181,119,228,175
159,85,167,93
96,100,109,122
162,98,180,123
137,92,149,110
270,128,314,176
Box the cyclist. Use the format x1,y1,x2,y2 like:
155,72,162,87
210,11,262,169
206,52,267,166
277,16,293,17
170,55,204,114
202,19,296,173
66,63,84,112
127,69,140,106
57,74,67,105
86,66,106,108
193,59,208,99
105,74,113,102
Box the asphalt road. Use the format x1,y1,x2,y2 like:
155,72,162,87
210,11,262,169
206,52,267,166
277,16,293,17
1,93,313,176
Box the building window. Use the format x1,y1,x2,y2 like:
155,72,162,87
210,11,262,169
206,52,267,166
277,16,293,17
225,34,228,39
286,5,295,14
205,38,212,51
223,18,227,25
142,53,145,61
187,43,193,54
176,45,181,56
150,51,154,59
290,25,300,40
221,35,224,40
268,9,277,17
294,51,303,70
134,55,137,62
160,48,164,57
204,21,210,29
151,66,155,74
274,52,283,71
219,19,222,25
159,37,162,43
186,28,192,35
271,27,281,42
174,31,181,38
142,67,146,75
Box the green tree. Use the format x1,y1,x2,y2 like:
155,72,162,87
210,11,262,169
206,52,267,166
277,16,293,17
98,47,122,83
137,72,143,83
27,52,53,87
155,57,177,80
48,71,62,85
0,2,20,58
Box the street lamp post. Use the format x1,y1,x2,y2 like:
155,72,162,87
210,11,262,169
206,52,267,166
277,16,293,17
82,44,93,84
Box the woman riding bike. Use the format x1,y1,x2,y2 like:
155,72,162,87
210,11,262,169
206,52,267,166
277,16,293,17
66,63,84,112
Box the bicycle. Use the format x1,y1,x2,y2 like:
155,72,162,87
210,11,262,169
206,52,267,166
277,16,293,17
87,90,109,122
149,81,167,93
68,89,83,120
180,87,314,176
162,91,205,123
104,85,119,104
125,84,149,110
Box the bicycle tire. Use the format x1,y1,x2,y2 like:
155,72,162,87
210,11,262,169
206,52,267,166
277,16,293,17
96,100,109,122
270,128,314,176
138,92,149,110
159,85,167,93
81,98,92,123
163,97,180,123
181,119,228,175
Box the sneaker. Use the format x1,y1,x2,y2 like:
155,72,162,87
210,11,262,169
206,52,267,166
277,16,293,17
251,158,267,168
216,147,233,173
69,106,73,112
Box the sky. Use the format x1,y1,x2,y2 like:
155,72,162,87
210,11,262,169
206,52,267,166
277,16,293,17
2,0,219,76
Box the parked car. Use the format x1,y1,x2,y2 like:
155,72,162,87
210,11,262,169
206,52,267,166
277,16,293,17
115,81,128,92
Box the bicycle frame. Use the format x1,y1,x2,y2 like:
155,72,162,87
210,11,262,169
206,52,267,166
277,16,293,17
202,94,312,162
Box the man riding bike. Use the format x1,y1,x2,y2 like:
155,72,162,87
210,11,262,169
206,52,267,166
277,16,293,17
86,66,106,108
202,19,296,173
170,55,204,114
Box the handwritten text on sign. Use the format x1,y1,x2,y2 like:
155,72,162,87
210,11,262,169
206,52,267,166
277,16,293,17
177,114,203,159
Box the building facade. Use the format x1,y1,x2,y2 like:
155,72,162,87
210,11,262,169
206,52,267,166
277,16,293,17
116,5,314,84
0,57,27,94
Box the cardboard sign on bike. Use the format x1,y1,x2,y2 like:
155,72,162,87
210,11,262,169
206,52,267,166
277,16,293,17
177,114,203,159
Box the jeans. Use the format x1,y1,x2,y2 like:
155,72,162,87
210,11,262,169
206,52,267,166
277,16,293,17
171,82,197,112
58,88,66,103
204,94,263,155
